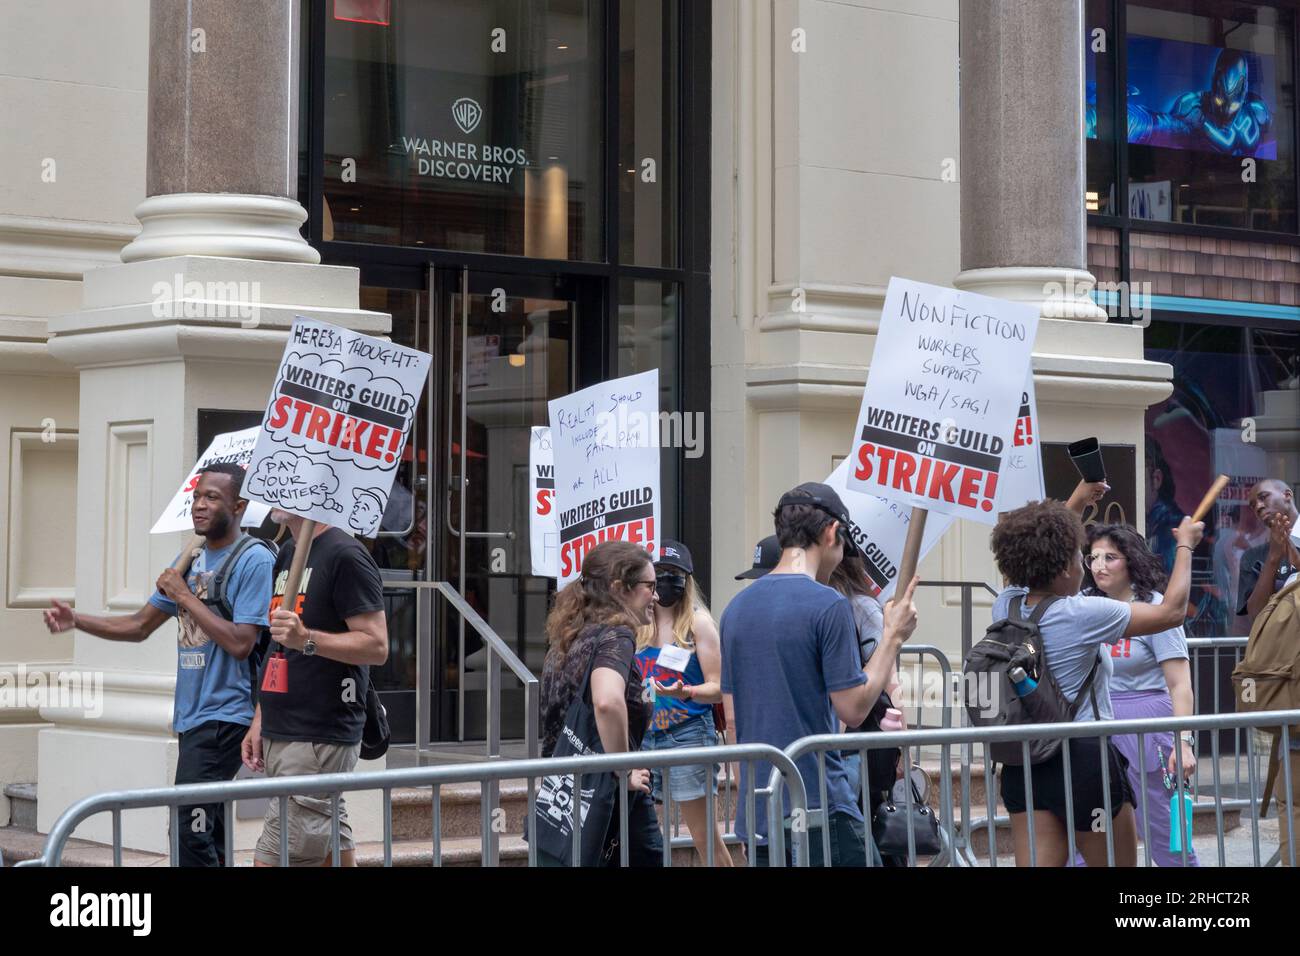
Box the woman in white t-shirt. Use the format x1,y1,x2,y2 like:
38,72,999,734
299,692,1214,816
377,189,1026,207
988,499,1203,867
1084,524,1198,866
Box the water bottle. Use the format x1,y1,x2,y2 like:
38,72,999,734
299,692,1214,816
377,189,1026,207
1169,787,1195,854
880,708,904,732
1009,666,1038,697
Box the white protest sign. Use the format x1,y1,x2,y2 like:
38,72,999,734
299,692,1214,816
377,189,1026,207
152,427,271,534
548,369,660,590
825,458,952,601
530,426,559,577
994,372,1046,512
241,318,431,537
846,277,1039,525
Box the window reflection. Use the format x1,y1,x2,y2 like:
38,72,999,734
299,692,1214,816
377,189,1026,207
323,0,604,258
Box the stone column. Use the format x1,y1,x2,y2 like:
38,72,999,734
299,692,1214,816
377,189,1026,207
121,0,317,264
955,0,1106,320
39,0,388,852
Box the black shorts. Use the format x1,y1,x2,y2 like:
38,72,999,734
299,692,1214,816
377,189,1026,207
1000,736,1133,833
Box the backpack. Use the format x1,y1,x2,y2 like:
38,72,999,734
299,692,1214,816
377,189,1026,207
962,595,1100,766
199,534,278,679
1230,579,1300,816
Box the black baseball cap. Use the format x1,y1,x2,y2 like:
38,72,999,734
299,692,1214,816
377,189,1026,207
775,482,863,558
736,535,781,580
656,539,693,576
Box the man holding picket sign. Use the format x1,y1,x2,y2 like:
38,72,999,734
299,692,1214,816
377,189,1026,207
238,317,429,867
43,461,275,867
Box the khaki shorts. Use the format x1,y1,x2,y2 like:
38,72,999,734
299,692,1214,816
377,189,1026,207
254,738,360,866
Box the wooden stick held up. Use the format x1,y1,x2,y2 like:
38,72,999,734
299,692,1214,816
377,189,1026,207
895,507,928,595
1190,474,1230,524
167,534,204,582
280,519,318,615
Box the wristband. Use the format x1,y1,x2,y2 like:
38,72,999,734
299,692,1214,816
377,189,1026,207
1176,545,1194,553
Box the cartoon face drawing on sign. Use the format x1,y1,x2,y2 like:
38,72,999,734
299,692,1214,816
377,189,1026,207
349,487,387,537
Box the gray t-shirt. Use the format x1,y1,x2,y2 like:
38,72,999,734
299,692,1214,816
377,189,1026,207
1106,591,1188,694
991,587,1132,721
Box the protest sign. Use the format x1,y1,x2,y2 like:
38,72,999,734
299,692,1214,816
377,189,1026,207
825,458,952,601
994,372,1046,512
548,370,660,590
846,277,1039,526
241,318,431,539
152,427,271,534
530,426,559,577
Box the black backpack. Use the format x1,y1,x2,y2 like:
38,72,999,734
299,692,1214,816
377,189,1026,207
962,595,1100,766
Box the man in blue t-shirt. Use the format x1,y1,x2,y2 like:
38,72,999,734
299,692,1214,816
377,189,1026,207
720,482,918,866
44,462,273,866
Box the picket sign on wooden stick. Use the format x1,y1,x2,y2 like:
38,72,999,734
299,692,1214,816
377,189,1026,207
280,519,318,615
895,507,928,595
1190,474,1231,523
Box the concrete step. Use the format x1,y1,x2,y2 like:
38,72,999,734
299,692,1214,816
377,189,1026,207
353,833,747,867
390,781,531,841
3,783,37,830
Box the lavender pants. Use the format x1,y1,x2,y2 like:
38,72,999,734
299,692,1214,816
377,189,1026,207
1111,690,1199,867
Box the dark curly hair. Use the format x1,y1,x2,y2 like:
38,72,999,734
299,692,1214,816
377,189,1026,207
989,500,1085,590
1082,523,1167,603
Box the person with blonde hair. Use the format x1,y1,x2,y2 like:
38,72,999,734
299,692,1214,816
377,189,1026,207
635,540,731,865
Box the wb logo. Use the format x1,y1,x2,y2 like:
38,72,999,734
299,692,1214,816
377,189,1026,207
453,97,482,134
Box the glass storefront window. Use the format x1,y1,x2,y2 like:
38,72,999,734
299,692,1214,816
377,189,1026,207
618,279,680,539
1086,0,1120,215
323,0,605,259
1144,319,1300,636
1124,1,1297,231
619,0,679,267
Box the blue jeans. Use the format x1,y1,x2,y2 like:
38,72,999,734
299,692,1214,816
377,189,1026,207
750,811,882,867
641,712,718,804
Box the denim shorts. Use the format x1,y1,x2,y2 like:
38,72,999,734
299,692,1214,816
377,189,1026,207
641,713,718,804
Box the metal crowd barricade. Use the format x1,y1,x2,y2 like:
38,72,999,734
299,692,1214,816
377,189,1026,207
778,709,1300,868
19,743,805,869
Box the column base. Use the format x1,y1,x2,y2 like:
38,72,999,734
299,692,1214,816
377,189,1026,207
119,194,321,265
953,266,1110,322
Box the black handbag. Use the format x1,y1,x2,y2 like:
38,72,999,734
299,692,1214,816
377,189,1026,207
360,681,390,761
530,634,619,866
871,774,941,858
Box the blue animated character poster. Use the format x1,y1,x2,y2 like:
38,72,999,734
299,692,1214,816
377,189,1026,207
1126,35,1277,158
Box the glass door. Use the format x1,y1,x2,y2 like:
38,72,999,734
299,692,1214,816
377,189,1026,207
433,267,599,742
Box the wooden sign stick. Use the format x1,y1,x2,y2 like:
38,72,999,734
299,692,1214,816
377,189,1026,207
1190,474,1230,524
163,534,204,589
279,519,318,619
895,507,928,595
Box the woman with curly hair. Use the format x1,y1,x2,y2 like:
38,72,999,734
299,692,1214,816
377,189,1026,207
539,540,661,866
1084,523,1198,866
988,499,1202,867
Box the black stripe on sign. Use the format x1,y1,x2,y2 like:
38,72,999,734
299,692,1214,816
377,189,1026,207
856,423,1000,471
278,381,407,431
1017,404,1031,418
561,502,654,541
536,478,555,489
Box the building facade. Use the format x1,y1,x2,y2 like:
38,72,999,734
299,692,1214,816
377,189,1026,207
0,0,1292,851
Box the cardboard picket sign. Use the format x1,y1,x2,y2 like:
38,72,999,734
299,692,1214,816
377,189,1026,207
846,277,1039,527
994,371,1046,512
548,370,660,590
151,427,271,534
240,318,431,539
529,426,559,578
825,458,953,602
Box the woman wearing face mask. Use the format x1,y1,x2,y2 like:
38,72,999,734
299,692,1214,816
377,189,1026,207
1084,524,1198,866
635,540,731,866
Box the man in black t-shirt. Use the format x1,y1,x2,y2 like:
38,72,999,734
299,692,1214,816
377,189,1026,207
242,510,387,867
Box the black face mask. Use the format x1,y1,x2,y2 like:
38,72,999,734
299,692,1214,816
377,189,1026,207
656,573,687,608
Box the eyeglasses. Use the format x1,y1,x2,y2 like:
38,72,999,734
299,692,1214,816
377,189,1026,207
1087,552,1122,567
630,579,658,592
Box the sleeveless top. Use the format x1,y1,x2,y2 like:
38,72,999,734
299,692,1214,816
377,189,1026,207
636,637,711,734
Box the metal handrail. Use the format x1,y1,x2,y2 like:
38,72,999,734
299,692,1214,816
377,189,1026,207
24,743,804,868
